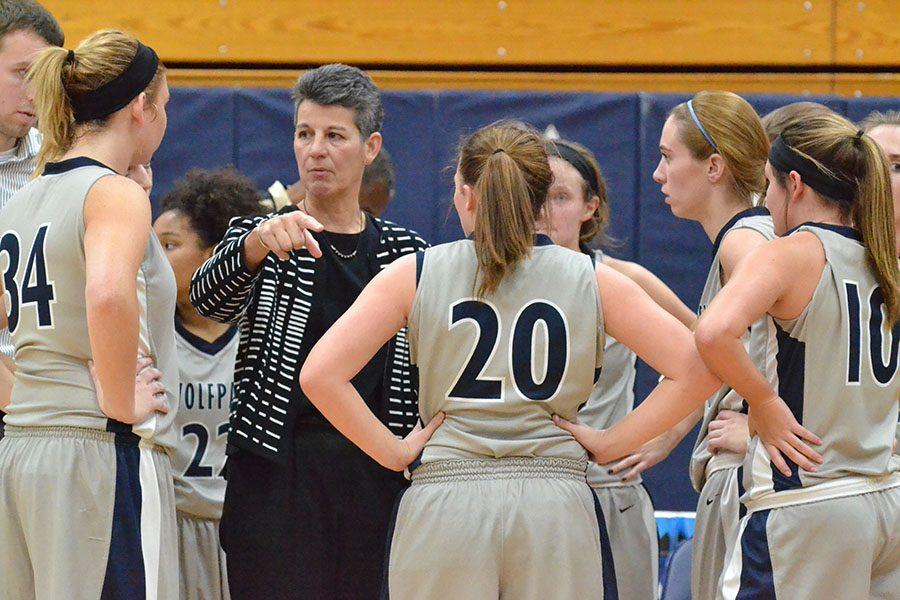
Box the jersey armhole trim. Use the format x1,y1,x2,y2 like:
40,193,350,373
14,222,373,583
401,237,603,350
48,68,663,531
415,250,424,287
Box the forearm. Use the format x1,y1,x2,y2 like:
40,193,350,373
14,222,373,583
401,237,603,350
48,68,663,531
302,377,403,470
190,229,263,322
242,227,269,271
695,328,775,407
0,358,14,411
603,358,718,461
667,405,704,444
86,288,140,422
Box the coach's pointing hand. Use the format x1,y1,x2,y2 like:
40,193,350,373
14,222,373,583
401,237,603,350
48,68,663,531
245,210,324,268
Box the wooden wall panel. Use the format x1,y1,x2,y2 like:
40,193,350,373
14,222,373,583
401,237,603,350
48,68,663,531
834,0,900,65
833,73,900,97
167,69,840,95
43,0,833,67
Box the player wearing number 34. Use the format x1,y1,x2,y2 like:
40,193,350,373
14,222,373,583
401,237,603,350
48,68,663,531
0,31,179,599
300,121,720,599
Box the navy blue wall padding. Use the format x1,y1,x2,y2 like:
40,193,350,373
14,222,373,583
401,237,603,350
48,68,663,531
148,89,898,510
150,88,236,216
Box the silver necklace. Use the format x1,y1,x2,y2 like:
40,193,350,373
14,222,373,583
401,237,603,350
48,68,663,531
304,200,365,260
329,241,359,260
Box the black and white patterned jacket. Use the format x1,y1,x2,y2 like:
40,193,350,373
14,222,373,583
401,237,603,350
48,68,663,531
190,207,428,462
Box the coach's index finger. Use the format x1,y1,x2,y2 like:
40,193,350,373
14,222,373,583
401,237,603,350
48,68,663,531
287,210,324,233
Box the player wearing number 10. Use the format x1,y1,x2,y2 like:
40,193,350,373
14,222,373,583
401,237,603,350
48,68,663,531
0,31,179,598
695,113,899,599
301,121,720,599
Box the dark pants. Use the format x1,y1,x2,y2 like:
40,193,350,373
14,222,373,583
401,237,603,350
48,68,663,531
220,423,407,600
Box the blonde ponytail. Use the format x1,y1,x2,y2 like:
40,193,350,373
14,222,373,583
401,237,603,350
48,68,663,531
27,46,75,175
27,30,166,175
458,122,552,298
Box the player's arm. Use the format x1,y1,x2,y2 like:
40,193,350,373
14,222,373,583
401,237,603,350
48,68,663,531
694,234,825,475
555,264,720,462
0,277,12,373
84,176,166,424
300,254,443,471
0,354,14,411
602,256,699,478
603,257,696,328
611,227,776,476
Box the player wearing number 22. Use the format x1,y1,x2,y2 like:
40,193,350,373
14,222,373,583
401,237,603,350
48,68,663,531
0,32,180,598
301,121,720,599
155,168,265,600
695,113,899,599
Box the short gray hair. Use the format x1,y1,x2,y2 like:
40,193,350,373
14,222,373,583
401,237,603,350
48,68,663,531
291,64,383,138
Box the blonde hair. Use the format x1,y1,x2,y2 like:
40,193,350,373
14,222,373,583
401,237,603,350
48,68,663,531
458,121,552,298
670,91,769,205
27,29,166,174
762,102,834,143
776,113,899,325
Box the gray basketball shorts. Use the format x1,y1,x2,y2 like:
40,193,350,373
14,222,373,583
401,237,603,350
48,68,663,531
591,483,659,600
177,511,230,600
383,456,614,600
0,425,178,599
692,466,743,600
720,485,900,599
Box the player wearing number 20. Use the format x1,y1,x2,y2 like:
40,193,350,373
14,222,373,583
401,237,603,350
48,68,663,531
301,122,720,599
696,113,899,599
155,168,265,600
0,32,180,598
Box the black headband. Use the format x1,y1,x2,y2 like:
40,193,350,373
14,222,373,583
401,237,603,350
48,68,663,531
769,136,856,204
551,143,600,196
70,42,160,123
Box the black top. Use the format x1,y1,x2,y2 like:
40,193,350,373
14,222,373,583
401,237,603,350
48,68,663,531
294,218,390,425
189,206,429,463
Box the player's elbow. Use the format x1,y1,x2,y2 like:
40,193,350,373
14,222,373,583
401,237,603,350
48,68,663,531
85,280,135,317
299,356,330,405
694,314,731,363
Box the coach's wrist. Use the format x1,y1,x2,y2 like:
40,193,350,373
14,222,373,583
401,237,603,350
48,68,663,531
242,226,270,270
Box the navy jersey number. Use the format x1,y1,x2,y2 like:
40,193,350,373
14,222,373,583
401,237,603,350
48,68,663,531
447,299,570,402
183,421,229,478
845,281,899,386
0,225,56,333
447,300,503,401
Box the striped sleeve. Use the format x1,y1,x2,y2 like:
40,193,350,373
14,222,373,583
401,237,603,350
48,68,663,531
189,215,266,323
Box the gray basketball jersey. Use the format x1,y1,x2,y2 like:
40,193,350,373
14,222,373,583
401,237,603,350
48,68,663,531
0,159,179,449
577,251,640,487
408,236,604,464
743,224,899,510
172,322,238,519
690,207,776,491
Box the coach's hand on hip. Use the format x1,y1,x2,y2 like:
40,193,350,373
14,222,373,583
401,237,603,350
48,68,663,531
245,210,324,268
